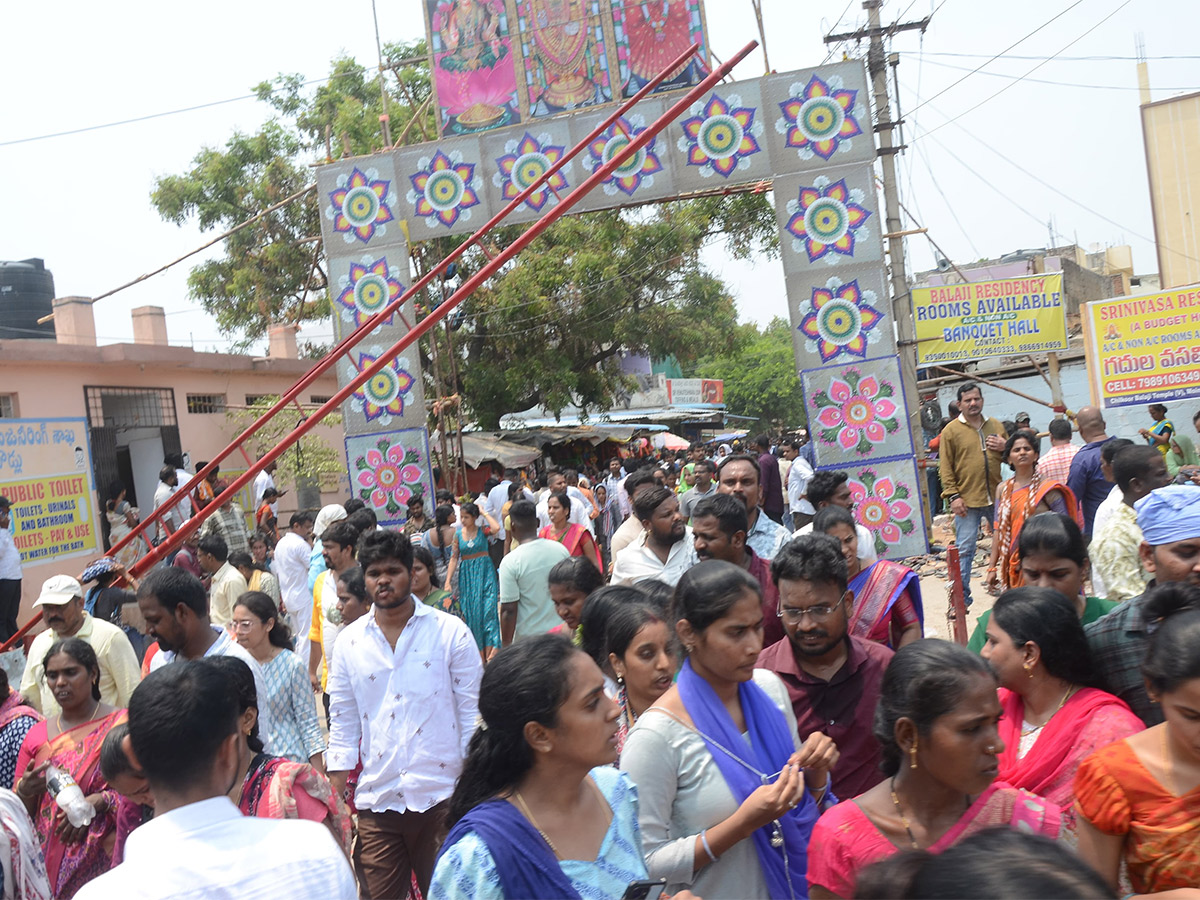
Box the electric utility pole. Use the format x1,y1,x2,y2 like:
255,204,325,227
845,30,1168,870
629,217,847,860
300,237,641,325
825,1,934,533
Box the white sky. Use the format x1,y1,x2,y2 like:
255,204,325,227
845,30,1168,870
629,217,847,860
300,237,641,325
2,0,1196,351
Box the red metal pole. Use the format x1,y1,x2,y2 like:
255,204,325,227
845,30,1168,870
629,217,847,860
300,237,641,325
109,41,704,559
130,41,759,576
947,544,968,645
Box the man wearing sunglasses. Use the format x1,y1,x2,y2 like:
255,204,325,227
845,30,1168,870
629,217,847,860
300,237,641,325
757,533,893,800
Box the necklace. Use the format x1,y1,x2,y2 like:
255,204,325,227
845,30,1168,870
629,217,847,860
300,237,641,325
890,777,919,849
513,780,612,861
55,697,101,738
1019,685,1076,737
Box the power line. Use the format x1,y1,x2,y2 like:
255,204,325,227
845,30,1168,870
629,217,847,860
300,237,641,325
922,51,1200,62
915,0,1134,140
918,56,1199,92
907,0,1086,117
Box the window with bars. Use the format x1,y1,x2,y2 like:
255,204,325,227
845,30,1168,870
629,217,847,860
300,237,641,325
186,393,227,414
245,395,275,408
309,395,333,405
0,395,14,418
84,386,177,429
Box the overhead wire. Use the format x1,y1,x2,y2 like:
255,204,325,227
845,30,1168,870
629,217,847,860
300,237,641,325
915,0,1136,140
906,0,1086,117
917,56,1200,92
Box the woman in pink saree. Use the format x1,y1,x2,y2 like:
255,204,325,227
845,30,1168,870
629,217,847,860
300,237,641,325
808,641,1061,899
538,491,602,572
981,587,1142,834
13,639,126,898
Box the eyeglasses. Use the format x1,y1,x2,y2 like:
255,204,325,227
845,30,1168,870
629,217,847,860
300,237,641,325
777,604,841,623
231,620,257,631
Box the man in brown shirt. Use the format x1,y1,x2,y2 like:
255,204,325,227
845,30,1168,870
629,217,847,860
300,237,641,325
938,382,1006,605
757,533,893,799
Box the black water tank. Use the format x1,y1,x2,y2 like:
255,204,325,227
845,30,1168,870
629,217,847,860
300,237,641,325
0,259,55,340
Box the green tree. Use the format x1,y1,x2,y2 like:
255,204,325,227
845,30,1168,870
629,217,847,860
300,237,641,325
695,317,806,432
225,396,344,492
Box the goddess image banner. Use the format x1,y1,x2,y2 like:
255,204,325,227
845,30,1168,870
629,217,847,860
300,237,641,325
1083,286,1200,408
912,273,1066,365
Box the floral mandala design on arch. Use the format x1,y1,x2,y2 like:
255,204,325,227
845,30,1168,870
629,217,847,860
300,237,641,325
354,436,427,514
494,132,569,211
811,368,900,456
785,176,871,264
333,256,406,329
408,149,482,229
327,167,397,244
583,115,663,197
678,92,763,178
775,72,863,161
798,277,884,363
850,468,916,556
348,351,416,425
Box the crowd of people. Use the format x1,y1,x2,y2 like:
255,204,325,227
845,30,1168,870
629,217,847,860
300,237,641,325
0,385,1196,897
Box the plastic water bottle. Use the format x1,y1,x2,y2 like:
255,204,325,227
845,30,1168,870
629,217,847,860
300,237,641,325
45,764,94,829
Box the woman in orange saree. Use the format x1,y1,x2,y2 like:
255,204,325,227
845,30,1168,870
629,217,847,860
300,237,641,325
13,639,126,898
1076,586,1200,893
987,429,1080,593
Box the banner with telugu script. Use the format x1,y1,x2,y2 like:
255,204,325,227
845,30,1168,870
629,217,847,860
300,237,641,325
912,273,1067,366
0,419,100,565
1082,286,1200,408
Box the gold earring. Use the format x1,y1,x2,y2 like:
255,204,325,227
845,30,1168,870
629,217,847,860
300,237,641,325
1024,663,1034,679
909,736,919,770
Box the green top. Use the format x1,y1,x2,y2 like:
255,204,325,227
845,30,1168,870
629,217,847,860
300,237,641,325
421,587,451,609
967,594,1120,654
1166,432,1200,477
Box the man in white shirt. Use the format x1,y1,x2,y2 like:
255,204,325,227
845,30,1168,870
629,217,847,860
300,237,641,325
327,529,482,900
196,534,248,629
152,466,181,544
536,469,592,534
611,486,698,586
274,511,315,662
76,659,354,900
602,457,627,525
793,470,879,568
0,496,22,643
165,452,194,521
486,468,516,565
787,442,816,530
499,501,571,645
138,567,275,753
253,459,278,512
607,468,660,570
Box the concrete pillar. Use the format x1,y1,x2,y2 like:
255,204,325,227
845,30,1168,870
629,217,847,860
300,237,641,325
131,306,169,345
268,323,299,360
51,296,97,346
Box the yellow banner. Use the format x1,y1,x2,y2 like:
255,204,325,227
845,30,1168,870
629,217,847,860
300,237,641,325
913,273,1067,365
1082,285,1200,408
4,473,98,564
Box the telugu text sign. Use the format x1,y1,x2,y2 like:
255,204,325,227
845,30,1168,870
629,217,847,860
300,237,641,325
1083,286,1200,408
912,273,1067,366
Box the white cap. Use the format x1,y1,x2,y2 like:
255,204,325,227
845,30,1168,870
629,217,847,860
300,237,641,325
34,575,82,607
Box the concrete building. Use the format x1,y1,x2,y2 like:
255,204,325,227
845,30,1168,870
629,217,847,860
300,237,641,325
0,297,344,612
1139,56,1200,289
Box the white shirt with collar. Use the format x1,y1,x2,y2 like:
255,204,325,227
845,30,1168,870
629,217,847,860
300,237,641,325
787,455,815,515
536,493,593,535
173,468,194,519
326,599,482,814
0,520,20,580
150,626,275,753
74,796,355,900
486,479,512,541
610,529,698,587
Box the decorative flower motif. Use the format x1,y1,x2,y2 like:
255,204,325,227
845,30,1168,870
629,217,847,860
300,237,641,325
786,176,871,264
775,72,863,161
334,255,406,328
349,352,416,424
327,167,397,244
583,115,663,197
799,278,884,363
813,368,900,455
678,92,763,179
354,437,426,514
850,468,915,554
494,132,569,212
407,149,482,229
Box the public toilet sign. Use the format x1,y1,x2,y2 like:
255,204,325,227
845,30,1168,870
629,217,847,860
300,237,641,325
1083,285,1200,408
912,273,1067,366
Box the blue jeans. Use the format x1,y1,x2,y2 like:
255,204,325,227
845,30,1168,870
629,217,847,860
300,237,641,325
954,506,994,603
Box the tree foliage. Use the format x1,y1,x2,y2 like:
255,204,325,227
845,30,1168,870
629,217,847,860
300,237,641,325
695,317,806,432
